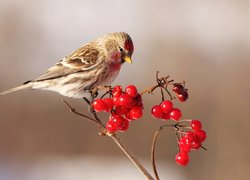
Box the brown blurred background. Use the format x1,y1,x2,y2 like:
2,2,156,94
0,0,250,179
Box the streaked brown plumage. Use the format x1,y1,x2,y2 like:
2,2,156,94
0,32,134,98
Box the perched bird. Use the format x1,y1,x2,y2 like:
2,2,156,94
0,32,134,98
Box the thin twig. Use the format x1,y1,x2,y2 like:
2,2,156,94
62,99,104,129
175,129,181,152
140,72,174,100
82,97,91,105
140,84,159,95
160,87,165,102
201,146,208,151
162,86,173,100
151,127,163,180
151,124,180,180
110,134,155,180
100,90,112,99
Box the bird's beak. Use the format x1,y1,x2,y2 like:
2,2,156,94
124,56,132,64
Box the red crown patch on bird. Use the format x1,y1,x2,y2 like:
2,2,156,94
125,39,134,53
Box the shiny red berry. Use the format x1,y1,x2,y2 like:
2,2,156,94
151,105,163,119
106,121,118,133
169,108,182,121
135,94,142,104
110,115,124,128
178,91,189,102
129,106,143,120
115,106,129,115
160,100,173,113
92,99,108,112
103,98,114,112
125,85,138,98
191,120,202,131
125,112,133,121
175,152,189,166
119,119,129,132
195,130,207,142
135,94,143,109
137,102,144,109
113,96,120,106
112,85,122,97
185,131,197,142
191,140,202,150
173,84,185,94
179,137,192,152
162,113,170,120
184,131,202,150
118,94,135,108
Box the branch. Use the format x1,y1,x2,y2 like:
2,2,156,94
62,99,155,180
109,134,154,180
151,124,176,180
151,127,162,180
62,99,104,129
140,72,174,100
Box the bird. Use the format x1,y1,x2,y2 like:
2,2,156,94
0,32,134,98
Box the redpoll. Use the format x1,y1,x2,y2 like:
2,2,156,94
0,32,134,98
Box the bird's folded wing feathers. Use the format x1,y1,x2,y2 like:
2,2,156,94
24,45,100,84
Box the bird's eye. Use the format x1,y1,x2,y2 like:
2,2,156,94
119,47,124,52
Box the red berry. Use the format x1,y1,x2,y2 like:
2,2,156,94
125,85,138,98
175,152,189,166
173,84,185,94
135,94,142,104
185,131,197,142
119,119,129,132
106,121,118,133
110,115,124,128
151,105,163,119
125,112,133,121
191,140,202,150
184,131,202,150
178,91,189,102
191,120,202,131
112,85,122,97
169,108,182,121
160,100,173,113
118,94,135,108
103,98,114,112
113,96,120,106
129,106,143,120
115,106,129,115
162,113,170,120
179,137,192,152
137,102,144,109
92,99,108,112
194,130,207,142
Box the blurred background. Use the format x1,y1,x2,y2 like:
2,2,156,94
0,0,249,179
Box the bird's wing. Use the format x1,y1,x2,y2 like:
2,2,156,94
24,44,100,84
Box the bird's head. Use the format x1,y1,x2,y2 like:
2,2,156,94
100,32,134,64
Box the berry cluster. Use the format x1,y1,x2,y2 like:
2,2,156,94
175,120,207,166
92,85,143,133
151,100,182,121
89,73,206,169
172,83,188,102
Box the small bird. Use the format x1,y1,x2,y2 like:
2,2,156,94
0,32,134,98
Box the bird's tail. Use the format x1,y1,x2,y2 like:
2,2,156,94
0,84,32,97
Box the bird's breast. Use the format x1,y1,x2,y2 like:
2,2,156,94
101,62,121,85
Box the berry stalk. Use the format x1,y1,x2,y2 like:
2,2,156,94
62,99,154,180
110,134,154,180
